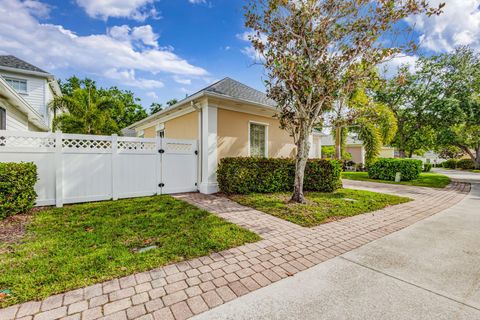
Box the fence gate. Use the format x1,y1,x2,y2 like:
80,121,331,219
0,131,198,207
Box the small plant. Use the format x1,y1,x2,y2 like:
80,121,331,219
217,157,342,195
423,163,433,172
0,162,38,219
368,158,422,181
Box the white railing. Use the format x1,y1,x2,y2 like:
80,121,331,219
0,131,198,207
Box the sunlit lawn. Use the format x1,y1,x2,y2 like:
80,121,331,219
341,172,451,188
230,189,411,227
0,196,259,307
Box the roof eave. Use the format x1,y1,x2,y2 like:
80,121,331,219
0,65,53,78
126,91,278,130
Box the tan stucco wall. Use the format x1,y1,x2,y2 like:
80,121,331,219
164,111,198,140
217,108,296,159
143,126,156,138
346,146,363,163
141,111,198,139
379,147,395,158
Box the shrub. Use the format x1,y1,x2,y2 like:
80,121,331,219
457,159,475,170
217,157,342,194
368,158,422,181
423,163,433,172
321,146,335,158
0,162,38,219
442,159,458,169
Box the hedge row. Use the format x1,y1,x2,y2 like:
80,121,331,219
217,157,342,194
368,158,422,181
441,159,476,170
0,162,38,219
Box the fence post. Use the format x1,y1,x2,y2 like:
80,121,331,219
112,134,118,200
156,136,162,195
55,131,63,207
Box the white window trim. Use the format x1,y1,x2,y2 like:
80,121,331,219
4,77,28,95
248,121,269,158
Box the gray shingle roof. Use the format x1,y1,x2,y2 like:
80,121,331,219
202,77,275,107
0,55,49,74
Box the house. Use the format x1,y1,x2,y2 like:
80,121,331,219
0,55,61,131
126,77,322,194
320,133,395,164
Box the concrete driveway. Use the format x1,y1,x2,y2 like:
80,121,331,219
193,171,480,320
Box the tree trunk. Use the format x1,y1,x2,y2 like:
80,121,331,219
291,122,312,204
475,146,480,170
335,127,342,159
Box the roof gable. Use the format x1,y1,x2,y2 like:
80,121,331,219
203,78,275,107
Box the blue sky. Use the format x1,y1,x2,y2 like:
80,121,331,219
1,0,479,112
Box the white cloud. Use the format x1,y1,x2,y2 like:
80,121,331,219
379,55,419,78
0,0,207,90
146,91,159,99
108,25,159,48
104,68,164,89
237,31,267,62
407,0,480,53
173,76,192,85
76,0,159,21
188,0,206,4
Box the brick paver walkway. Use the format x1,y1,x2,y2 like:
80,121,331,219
0,181,470,320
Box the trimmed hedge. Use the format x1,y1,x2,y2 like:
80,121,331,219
368,158,422,181
423,163,433,172
442,159,458,169
457,159,475,170
0,162,38,219
217,157,342,194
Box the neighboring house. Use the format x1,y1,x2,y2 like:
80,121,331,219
0,55,61,131
412,151,447,165
320,133,395,164
126,77,322,194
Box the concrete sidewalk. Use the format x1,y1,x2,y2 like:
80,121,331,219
193,182,480,320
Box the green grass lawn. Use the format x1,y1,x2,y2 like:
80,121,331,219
230,189,411,227
0,196,259,307
473,170,480,173
341,172,451,188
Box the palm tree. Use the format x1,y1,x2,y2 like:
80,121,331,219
49,86,121,135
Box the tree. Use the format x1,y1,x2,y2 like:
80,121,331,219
376,66,437,158
245,0,442,203
166,99,178,107
383,47,480,167
51,77,148,135
150,103,163,115
330,68,397,165
437,146,465,160
429,48,480,169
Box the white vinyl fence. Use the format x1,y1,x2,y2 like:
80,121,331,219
0,131,198,207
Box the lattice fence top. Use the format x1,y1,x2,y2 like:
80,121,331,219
62,138,112,150
0,131,197,155
0,133,56,149
118,140,156,151
165,141,195,154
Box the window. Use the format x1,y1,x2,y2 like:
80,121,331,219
5,78,27,94
0,107,5,130
249,122,267,157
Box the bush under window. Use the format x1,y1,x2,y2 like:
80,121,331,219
0,162,38,219
217,157,342,194
368,158,422,181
